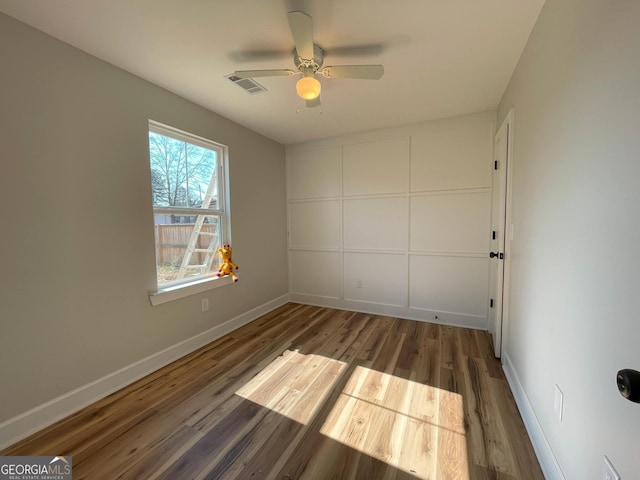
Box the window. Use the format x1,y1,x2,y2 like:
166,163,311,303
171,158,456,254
148,121,231,300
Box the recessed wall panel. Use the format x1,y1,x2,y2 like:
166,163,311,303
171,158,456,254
410,192,490,253
288,147,341,199
410,119,492,192
343,138,409,195
290,251,340,298
410,255,489,316
289,201,340,249
344,197,408,250
344,252,407,306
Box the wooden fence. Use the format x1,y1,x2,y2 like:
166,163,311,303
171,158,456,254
155,223,218,266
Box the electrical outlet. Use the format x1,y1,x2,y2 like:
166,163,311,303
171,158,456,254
554,384,564,421
603,456,620,480
202,298,209,312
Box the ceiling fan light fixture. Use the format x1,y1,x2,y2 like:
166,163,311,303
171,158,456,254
296,76,321,100
234,11,383,107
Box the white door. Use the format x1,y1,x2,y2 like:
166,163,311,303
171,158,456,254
488,113,512,358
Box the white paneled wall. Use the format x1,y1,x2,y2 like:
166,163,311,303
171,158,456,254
409,255,489,316
343,138,410,195
289,201,341,249
287,112,495,329
410,119,492,191
343,252,408,306
410,192,491,254
287,146,341,199
290,251,341,298
343,197,408,251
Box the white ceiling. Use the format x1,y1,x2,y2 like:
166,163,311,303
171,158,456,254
0,0,544,145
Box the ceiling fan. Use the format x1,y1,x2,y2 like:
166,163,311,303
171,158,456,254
233,11,384,108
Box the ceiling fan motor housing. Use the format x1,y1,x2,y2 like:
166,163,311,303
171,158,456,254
294,44,324,74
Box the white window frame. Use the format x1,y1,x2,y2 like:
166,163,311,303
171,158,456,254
147,120,233,305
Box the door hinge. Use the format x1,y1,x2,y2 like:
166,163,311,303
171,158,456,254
494,160,498,170
490,299,494,308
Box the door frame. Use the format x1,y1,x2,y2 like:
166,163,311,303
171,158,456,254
491,108,514,358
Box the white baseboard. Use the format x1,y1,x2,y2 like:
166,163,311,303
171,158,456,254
0,294,290,451
502,352,565,480
289,293,488,330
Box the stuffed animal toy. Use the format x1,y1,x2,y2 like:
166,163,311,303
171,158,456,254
216,244,239,282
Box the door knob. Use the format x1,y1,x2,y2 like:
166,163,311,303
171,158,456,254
617,369,640,403
489,252,504,259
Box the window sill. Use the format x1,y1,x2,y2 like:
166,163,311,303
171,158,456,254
149,275,235,306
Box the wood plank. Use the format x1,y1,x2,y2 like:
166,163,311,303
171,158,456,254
357,316,395,362
155,398,278,480
437,368,469,480
2,304,542,480
457,327,481,359
489,378,545,480
440,326,461,371
472,465,519,480
72,411,193,480
399,370,439,479
111,425,201,480
474,330,505,380
458,358,490,470
270,363,361,479
464,357,517,476
198,400,303,480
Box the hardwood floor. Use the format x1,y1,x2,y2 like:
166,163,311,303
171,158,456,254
2,303,544,479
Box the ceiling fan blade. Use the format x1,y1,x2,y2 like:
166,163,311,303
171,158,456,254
233,69,298,78
229,49,290,62
325,44,385,57
320,65,384,80
287,11,314,60
306,97,321,108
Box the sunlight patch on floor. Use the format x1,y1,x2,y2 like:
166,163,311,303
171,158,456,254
320,365,468,480
235,349,347,425
235,351,468,479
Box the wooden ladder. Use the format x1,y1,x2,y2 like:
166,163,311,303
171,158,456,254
176,170,219,279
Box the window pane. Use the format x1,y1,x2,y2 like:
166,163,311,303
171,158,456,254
154,213,221,285
149,132,218,209
188,144,218,208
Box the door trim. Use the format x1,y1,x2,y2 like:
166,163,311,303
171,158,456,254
497,108,514,358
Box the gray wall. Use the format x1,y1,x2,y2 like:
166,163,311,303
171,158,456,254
498,0,640,478
0,13,287,425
